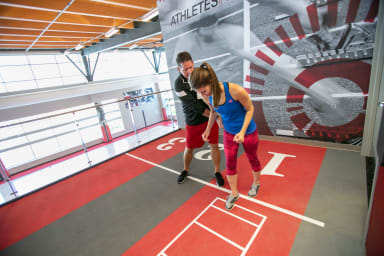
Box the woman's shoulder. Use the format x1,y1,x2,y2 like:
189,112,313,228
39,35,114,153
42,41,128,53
227,82,241,89
221,81,240,90
227,82,244,99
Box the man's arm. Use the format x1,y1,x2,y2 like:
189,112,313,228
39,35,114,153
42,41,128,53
175,79,209,116
200,93,219,132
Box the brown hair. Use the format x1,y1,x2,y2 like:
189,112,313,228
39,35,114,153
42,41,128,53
189,62,221,107
176,51,192,66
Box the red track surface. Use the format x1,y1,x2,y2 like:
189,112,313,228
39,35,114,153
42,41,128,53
124,140,326,255
1,130,326,254
0,130,185,251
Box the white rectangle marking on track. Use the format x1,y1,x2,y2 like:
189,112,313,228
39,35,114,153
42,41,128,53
211,205,259,227
156,196,219,256
195,221,245,251
157,197,266,256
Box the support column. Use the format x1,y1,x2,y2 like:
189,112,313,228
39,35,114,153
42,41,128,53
82,55,93,82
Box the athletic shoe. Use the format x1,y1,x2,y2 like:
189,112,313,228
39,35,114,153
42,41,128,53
177,170,188,184
248,184,260,197
225,194,239,210
215,172,224,187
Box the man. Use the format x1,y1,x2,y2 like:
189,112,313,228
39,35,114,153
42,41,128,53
174,51,224,186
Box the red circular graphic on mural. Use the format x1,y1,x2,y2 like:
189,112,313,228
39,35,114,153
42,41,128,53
286,60,370,142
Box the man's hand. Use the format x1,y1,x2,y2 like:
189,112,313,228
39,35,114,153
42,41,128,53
202,129,210,142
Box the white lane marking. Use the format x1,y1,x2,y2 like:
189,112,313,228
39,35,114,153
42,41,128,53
125,153,325,227
195,221,245,251
156,196,218,256
211,205,259,227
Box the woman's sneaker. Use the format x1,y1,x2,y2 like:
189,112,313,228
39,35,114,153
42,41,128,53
225,194,239,210
177,170,188,184
215,172,225,187
248,184,260,197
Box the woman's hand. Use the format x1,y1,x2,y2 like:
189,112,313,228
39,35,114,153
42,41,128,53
233,132,245,143
202,129,210,142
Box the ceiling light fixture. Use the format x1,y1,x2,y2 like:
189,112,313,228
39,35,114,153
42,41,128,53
75,43,84,50
89,0,151,11
105,26,119,38
128,44,138,50
142,8,158,22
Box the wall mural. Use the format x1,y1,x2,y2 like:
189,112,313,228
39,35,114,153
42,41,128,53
157,0,379,144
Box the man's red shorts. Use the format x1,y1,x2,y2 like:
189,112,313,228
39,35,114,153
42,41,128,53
185,121,219,148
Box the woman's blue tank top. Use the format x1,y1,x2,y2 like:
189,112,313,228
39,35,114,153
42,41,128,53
210,82,256,135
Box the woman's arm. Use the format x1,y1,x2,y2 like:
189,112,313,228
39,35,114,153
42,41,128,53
199,93,218,142
229,82,254,143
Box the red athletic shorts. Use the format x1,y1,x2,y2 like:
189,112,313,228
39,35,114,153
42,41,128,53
186,121,219,148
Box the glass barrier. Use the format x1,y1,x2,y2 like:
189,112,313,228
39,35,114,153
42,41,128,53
0,89,178,205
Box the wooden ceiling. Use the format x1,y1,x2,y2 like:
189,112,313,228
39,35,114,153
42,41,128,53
0,0,163,52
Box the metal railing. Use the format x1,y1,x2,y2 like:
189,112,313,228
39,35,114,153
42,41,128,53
0,89,178,205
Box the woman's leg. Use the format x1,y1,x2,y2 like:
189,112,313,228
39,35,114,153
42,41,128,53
227,174,238,196
243,130,262,186
223,131,239,196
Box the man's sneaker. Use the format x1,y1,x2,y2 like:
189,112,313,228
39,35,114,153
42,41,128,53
215,172,224,187
248,184,260,197
225,194,239,210
177,170,188,184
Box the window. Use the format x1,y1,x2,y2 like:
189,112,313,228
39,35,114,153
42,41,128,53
92,50,156,81
4,80,37,92
0,50,165,93
32,64,61,80
0,66,35,82
62,76,87,85
0,53,88,92
0,55,28,65
36,78,64,88
27,54,56,65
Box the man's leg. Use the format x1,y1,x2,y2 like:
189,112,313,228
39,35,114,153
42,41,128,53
177,147,193,184
183,147,194,172
209,143,220,173
210,143,224,186
179,123,200,184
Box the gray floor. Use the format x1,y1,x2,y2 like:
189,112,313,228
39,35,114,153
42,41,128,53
290,149,367,256
0,156,204,256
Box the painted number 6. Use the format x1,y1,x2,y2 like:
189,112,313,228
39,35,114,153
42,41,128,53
157,137,186,151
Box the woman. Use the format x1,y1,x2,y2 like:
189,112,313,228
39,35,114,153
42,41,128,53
189,62,262,210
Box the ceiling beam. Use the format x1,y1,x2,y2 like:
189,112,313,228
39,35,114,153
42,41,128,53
82,18,161,55
0,28,101,36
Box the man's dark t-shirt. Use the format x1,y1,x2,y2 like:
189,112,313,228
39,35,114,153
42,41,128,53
174,74,209,126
